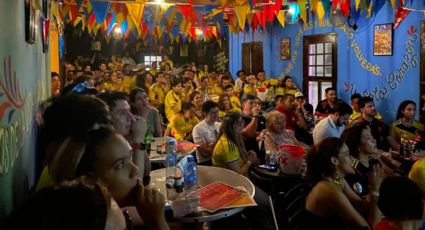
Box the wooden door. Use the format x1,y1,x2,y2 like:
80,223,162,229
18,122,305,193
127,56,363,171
242,42,263,74
303,33,338,110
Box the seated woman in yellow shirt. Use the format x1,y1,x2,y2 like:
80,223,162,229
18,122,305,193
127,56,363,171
166,103,200,141
212,112,257,176
217,94,241,121
275,76,299,96
164,78,183,121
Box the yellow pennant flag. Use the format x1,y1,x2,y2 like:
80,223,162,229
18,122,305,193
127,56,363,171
169,33,175,43
93,24,100,36
180,18,187,32
167,7,178,25
316,1,325,23
246,12,254,24
154,7,163,23
361,0,367,13
185,22,192,36
73,16,82,27
127,16,134,32
81,15,86,31
116,13,124,25
157,26,163,39
126,3,144,26
207,8,223,18
234,4,250,30
87,24,93,34
62,4,70,18
86,0,92,13
367,1,373,18
276,10,285,28
355,0,361,10
161,3,173,13
298,0,307,23
235,0,246,6
51,1,60,18
391,0,396,9
310,0,318,12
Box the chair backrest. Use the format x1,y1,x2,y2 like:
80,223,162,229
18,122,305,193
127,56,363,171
248,169,275,195
281,183,307,230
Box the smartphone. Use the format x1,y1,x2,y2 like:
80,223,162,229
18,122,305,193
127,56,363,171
259,164,277,172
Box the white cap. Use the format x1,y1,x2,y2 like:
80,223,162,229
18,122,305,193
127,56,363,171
295,92,304,98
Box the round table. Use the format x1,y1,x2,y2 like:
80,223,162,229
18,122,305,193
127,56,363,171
150,165,255,223
149,137,197,164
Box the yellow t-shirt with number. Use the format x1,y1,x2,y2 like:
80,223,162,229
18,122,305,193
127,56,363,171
149,83,169,105
168,115,199,140
164,91,181,121
213,135,246,168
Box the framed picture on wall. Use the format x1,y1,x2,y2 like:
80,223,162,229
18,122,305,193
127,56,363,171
280,38,291,60
25,0,36,44
373,23,393,56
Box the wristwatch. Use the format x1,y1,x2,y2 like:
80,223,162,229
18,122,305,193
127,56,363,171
131,143,147,151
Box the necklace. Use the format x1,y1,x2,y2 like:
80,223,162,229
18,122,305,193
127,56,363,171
401,118,413,128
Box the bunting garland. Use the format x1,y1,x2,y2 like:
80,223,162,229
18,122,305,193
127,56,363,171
56,0,404,41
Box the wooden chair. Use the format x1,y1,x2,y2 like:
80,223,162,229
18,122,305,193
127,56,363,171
279,183,307,230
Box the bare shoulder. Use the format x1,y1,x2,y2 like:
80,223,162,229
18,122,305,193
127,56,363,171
307,181,346,214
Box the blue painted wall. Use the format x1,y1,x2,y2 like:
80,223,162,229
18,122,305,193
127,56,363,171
229,1,425,123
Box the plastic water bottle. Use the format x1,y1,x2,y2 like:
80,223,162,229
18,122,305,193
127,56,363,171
165,138,177,201
269,152,277,167
183,155,198,199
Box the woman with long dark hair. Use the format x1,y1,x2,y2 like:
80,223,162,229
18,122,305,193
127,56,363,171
212,112,257,176
391,100,424,142
129,88,162,137
304,137,383,229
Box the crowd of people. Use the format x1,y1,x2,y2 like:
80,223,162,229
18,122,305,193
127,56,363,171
4,52,425,230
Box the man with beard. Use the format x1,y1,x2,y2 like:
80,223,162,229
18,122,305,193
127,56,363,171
313,102,353,144
352,96,399,151
314,87,343,119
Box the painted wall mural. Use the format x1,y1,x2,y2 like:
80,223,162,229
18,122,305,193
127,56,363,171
281,19,382,78
229,1,423,122
0,55,44,176
347,26,418,102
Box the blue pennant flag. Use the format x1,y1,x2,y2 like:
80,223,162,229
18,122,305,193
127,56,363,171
91,0,110,24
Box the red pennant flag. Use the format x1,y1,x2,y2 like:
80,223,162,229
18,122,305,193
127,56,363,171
275,0,282,14
111,3,129,18
255,12,266,28
88,12,96,25
178,5,194,21
393,7,410,29
340,0,350,17
251,14,259,31
69,5,79,21
332,0,339,10
263,5,275,22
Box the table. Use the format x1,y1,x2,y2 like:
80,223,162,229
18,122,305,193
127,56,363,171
149,137,197,164
150,165,255,223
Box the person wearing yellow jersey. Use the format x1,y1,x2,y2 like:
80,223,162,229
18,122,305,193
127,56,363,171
217,94,241,120
212,112,257,176
149,72,169,108
349,93,383,125
150,62,158,76
180,78,194,103
275,76,299,96
391,100,425,142
164,78,183,121
243,74,258,96
224,84,241,109
409,158,425,193
166,103,200,141
162,55,174,69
